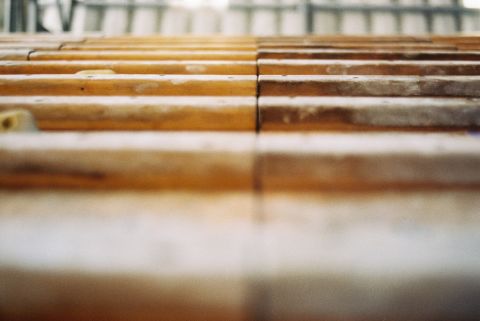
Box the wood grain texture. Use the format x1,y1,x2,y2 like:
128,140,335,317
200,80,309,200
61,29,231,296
29,50,257,61
259,59,480,75
0,61,257,75
0,75,257,96
61,44,258,51
258,133,480,190
259,97,480,131
0,96,256,130
0,132,255,189
0,190,255,321
258,49,480,60
259,75,480,97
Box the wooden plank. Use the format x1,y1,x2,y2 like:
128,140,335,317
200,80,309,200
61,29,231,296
0,75,256,96
0,190,254,321
0,132,255,189
259,35,430,43
261,190,480,320
0,49,30,61
259,75,480,97
0,61,257,75
84,36,255,43
259,97,480,131
258,133,480,190
0,96,256,131
258,49,480,60
29,50,257,61
258,59,480,75
259,42,456,50
60,44,258,51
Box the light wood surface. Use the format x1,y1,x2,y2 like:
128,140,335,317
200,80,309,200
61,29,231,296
0,75,257,96
0,60,257,75
0,96,256,130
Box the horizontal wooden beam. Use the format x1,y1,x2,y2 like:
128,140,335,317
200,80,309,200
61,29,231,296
260,43,457,50
0,75,257,96
259,49,480,60
0,61,257,75
0,96,256,130
0,42,63,50
259,97,480,131
29,50,257,61
259,133,480,190
61,44,257,51
0,132,256,189
259,59,480,75
259,75,480,97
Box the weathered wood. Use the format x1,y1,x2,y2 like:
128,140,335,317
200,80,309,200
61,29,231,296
0,61,257,75
259,43,457,50
0,96,256,131
85,36,255,43
261,189,480,320
259,59,480,75
0,190,254,321
258,133,480,190
60,44,258,51
258,49,480,60
259,97,480,131
29,50,257,61
259,75,480,97
0,50,30,61
0,75,257,96
0,132,255,189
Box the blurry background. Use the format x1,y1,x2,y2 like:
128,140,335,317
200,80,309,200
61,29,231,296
2,0,480,36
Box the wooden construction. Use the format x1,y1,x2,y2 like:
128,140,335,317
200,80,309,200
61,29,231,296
1,35,480,321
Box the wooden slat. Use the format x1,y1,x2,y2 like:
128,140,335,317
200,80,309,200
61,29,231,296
261,189,480,321
258,49,480,60
0,132,255,189
29,50,257,61
60,44,258,51
259,75,480,97
0,96,256,131
0,50,31,61
259,59,480,75
259,97,480,131
0,61,257,75
258,133,480,190
0,190,254,321
259,43,457,50
0,75,257,96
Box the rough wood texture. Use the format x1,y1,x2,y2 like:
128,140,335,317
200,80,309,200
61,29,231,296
0,190,255,321
29,50,257,61
259,75,480,97
259,49,480,60
0,96,256,130
0,75,257,96
258,133,480,190
259,97,480,131
259,59,480,75
0,132,255,189
0,61,257,75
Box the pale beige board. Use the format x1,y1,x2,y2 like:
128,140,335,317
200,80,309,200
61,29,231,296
102,0,130,36
251,0,278,35
400,0,428,34
313,0,338,34
430,0,456,35
0,190,255,321
340,0,368,35
260,190,480,320
371,0,397,35
191,7,219,35
160,7,189,35
131,0,159,35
